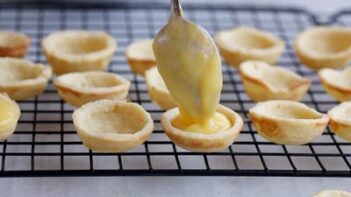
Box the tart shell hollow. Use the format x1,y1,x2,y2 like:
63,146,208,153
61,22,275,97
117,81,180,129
328,102,351,141
249,100,329,145
0,93,20,140
318,67,351,101
0,32,30,58
294,27,351,70
126,39,156,75
54,71,131,107
145,67,177,109
0,58,52,100
42,31,116,75
239,61,311,102
161,105,243,152
313,190,351,197
215,27,285,67
72,100,154,153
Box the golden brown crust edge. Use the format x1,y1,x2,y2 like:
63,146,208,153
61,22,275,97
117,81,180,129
294,35,351,70
54,77,130,107
127,58,156,76
318,71,351,102
0,35,30,58
239,68,311,102
249,110,329,145
0,65,52,101
72,101,154,152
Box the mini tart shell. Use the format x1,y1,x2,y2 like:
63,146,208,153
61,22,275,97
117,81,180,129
215,27,285,67
249,100,329,145
0,93,20,140
126,39,156,75
313,190,351,197
145,67,176,109
72,100,154,153
239,61,311,102
42,31,116,75
0,58,52,100
161,105,243,152
0,32,30,58
294,27,351,70
318,67,351,101
328,102,351,141
54,71,131,107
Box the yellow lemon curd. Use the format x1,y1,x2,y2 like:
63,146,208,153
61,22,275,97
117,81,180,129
153,7,231,134
0,96,18,129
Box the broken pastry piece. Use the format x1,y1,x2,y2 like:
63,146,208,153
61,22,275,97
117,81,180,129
54,71,130,107
294,27,351,70
328,102,351,141
313,190,351,197
0,58,52,100
145,67,176,110
249,100,329,145
42,31,116,75
239,61,311,102
126,39,157,75
72,100,154,152
318,67,351,101
0,32,30,58
215,27,285,67
0,93,20,140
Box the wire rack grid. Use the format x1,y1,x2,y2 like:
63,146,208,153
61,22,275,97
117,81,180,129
0,2,350,177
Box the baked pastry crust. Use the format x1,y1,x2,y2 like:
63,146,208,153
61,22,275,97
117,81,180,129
294,27,351,70
126,39,156,75
319,67,351,101
42,31,116,75
145,67,176,109
54,71,130,107
239,61,311,101
72,100,154,152
161,105,243,152
0,93,20,140
215,27,285,67
313,190,351,197
328,102,351,141
249,100,329,145
0,58,52,100
0,32,30,58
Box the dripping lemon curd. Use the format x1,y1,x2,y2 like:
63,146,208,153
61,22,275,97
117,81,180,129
153,9,231,134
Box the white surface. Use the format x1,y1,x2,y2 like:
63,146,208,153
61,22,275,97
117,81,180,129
1,177,350,197
3,1,351,197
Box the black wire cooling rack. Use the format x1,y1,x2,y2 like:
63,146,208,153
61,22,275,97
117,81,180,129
0,2,351,177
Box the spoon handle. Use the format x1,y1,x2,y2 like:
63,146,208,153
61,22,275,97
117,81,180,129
170,0,183,18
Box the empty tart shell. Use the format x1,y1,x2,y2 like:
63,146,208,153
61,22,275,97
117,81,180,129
239,61,311,102
0,32,30,58
54,71,131,107
126,39,156,75
145,67,176,109
294,27,351,70
249,100,329,145
0,93,20,140
0,58,52,100
161,105,243,152
328,102,351,141
72,100,154,152
313,190,351,197
215,27,285,67
42,31,116,75
319,67,351,101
